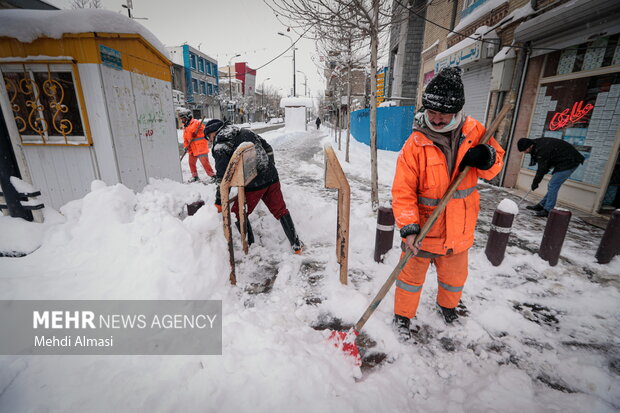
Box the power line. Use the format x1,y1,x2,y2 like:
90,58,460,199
393,0,612,52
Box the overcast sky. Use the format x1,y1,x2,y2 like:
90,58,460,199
46,0,326,98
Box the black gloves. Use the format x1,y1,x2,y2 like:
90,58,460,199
400,223,420,238
531,182,539,191
459,144,496,171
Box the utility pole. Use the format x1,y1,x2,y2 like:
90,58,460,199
297,70,307,96
228,54,240,123
261,77,271,122
278,32,296,97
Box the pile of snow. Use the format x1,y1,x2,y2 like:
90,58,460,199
0,9,168,58
379,100,397,107
1,126,619,412
268,117,284,124
0,216,45,256
497,198,519,215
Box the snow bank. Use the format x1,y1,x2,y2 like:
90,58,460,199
0,216,45,256
0,9,168,58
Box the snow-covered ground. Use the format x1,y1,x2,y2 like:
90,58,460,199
1,125,619,412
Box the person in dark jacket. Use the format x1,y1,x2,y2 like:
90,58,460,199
203,119,303,254
315,117,321,130
517,137,585,217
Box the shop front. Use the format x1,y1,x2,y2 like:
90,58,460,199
511,0,620,213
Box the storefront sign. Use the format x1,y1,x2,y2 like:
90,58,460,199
549,100,594,130
435,40,482,72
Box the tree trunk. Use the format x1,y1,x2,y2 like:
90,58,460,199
369,0,379,211
346,40,352,163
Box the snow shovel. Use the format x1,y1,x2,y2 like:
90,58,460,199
516,189,532,208
328,102,514,364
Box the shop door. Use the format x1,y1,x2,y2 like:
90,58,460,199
461,64,492,125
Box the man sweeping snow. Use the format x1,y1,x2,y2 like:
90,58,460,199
179,109,216,182
391,67,505,340
204,119,304,254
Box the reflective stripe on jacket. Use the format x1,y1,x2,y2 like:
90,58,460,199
391,116,505,255
183,119,209,156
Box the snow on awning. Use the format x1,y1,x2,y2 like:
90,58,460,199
280,97,313,108
0,9,168,58
435,26,498,71
514,0,620,57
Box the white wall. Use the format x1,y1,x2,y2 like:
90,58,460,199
284,107,307,132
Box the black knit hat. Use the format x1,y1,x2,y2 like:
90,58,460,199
517,138,534,152
204,119,224,135
422,67,465,114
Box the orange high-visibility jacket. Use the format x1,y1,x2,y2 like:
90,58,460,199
183,119,209,156
392,116,505,255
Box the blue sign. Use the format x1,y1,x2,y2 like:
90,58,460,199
99,45,122,71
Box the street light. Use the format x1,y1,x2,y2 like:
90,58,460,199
261,77,271,122
296,70,307,97
278,31,296,97
228,53,240,122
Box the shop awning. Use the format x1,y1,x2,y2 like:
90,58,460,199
514,0,620,56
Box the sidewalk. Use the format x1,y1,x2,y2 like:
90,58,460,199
474,181,618,288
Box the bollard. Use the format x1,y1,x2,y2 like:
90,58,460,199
595,209,620,264
187,200,205,216
485,209,515,266
539,209,571,266
374,206,395,262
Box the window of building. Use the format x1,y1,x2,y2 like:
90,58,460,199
206,62,212,75
198,58,205,73
461,0,487,17
192,78,198,93
1,62,91,145
200,81,207,95
543,34,620,78
207,83,213,95
190,54,197,69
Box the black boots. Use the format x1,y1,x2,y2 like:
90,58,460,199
438,305,458,324
279,212,303,254
235,220,254,246
392,314,412,342
526,203,544,211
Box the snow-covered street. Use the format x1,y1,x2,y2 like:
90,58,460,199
1,125,619,412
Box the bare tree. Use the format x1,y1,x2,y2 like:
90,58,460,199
71,0,103,8
70,0,90,8
266,0,398,211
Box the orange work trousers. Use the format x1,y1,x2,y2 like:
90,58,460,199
189,153,215,177
394,249,468,319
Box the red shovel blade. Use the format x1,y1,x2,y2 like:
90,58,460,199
327,328,361,366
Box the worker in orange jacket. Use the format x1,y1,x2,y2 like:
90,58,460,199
391,67,505,341
179,109,215,182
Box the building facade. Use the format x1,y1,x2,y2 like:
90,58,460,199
409,0,620,214
167,45,220,119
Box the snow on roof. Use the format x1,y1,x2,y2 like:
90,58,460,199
493,46,516,63
280,97,313,108
0,9,168,58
